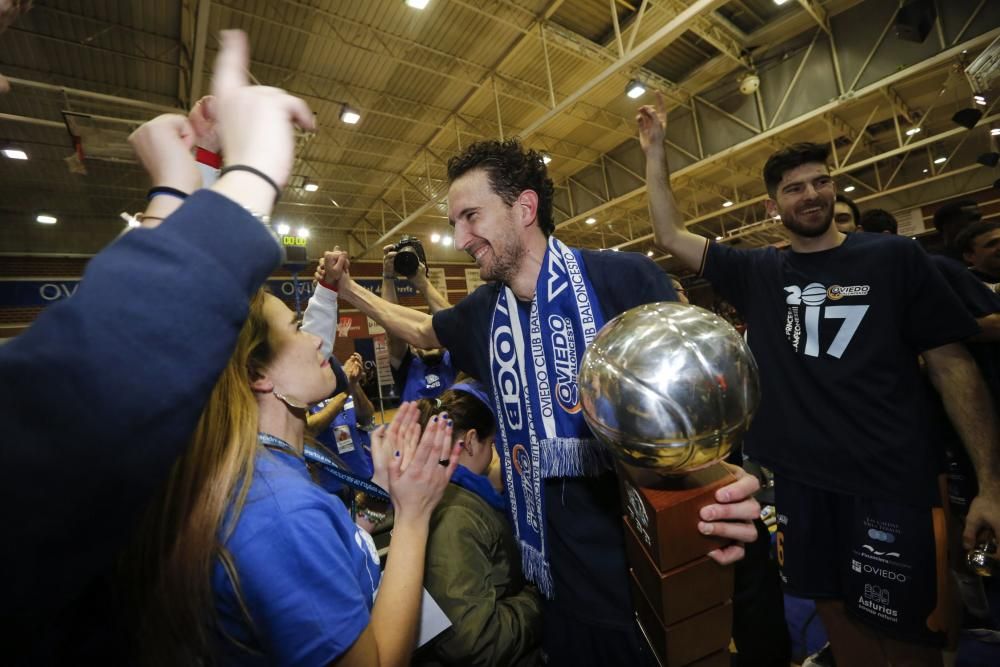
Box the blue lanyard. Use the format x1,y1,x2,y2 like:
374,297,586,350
257,432,390,502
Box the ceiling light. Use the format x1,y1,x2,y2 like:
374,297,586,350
405,0,430,8
843,185,856,192
3,148,27,160
276,223,290,235
905,127,921,136
715,235,723,241
542,154,552,165
922,168,929,173
612,247,620,251
36,214,57,224
933,155,947,164
304,181,319,192
974,93,987,106
442,234,452,246
991,128,1000,136
340,106,361,125
585,216,597,225
773,0,791,5
297,227,309,238
722,200,733,208
646,250,654,257
431,232,441,243
626,80,645,99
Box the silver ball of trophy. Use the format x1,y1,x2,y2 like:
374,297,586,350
579,301,760,473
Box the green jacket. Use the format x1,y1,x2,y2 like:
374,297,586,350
414,483,542,667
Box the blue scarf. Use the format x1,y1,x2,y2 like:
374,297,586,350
489,236,610,597
450,464,505,512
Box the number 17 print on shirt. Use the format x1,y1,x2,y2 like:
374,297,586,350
783,282,870,359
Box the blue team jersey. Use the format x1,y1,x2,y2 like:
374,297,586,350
212,449,381,666
394,349,457,402
702,233,978,503
311,397,374,489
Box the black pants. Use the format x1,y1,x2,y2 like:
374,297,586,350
732,519,791,666
540,602,659,667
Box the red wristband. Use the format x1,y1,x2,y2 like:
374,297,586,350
195,147,222,169
318,279,339,292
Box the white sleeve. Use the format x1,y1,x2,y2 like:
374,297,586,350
196,161,220,188
301,284,339,358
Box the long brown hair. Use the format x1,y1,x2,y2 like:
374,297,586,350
122,289,276,664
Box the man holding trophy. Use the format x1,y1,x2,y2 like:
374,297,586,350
337,138,762,665
640,92,1000,665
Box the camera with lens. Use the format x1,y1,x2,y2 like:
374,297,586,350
391,235,428,278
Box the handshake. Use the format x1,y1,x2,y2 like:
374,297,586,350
314,247,351,290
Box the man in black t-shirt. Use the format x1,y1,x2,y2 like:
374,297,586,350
336,138,763,666
377,245,457,402
639,93,1000,665
955,220,1000,287
933,199,983,260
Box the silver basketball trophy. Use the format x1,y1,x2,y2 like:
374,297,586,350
579,301,760,667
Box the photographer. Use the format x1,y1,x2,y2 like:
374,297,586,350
382,240,456,402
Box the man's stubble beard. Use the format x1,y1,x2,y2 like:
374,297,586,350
481,210,526,284
780,203,834,239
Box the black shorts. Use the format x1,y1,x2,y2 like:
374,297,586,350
774,475,949,647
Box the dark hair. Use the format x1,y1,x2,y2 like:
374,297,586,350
835,194,861,225
859,209,898,235
416,389,496,441
762,142,831,198
954,220,1000,255
933,199,981,232
447,138,556,236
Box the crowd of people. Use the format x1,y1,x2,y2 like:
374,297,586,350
1,23,997,667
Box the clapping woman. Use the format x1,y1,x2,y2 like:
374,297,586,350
125,289,460,666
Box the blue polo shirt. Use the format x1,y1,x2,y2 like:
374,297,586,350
212,449,381,665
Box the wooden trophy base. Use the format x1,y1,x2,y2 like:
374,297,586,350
618,462,737,571
624,520,734,626
618,462,737,666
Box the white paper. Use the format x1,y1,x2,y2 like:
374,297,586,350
371,585,452,648
417,587,452,647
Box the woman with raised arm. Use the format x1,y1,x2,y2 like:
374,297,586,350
4,29,316,660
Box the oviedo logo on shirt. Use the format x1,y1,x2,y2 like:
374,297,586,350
827,284,871,300
782,282,871,359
